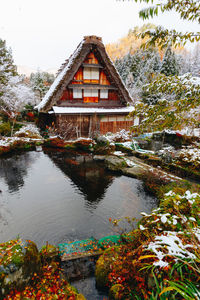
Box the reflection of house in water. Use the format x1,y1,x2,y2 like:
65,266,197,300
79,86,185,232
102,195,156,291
45,150,114,205
0,152,38,192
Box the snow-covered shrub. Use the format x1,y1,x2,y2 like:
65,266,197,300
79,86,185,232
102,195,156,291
176,146,200,169
104,130,132,143
14,124,42,139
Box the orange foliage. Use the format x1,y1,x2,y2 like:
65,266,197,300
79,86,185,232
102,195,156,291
106,28,186,62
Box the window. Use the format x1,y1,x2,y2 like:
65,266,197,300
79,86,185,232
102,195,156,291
73,89,82,98
100,90,108,99
84,89,98,97
83,67,99,80
83,67,90,79
91,68,99,80
83,89,98,103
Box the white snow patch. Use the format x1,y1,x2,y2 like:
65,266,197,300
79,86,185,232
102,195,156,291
113,151,125,156
51,106,135,114
14,124,41,137
139,225,147,231
123,157,136,167
146,231,196,268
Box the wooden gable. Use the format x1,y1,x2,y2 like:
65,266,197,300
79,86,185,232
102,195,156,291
36,36,133,113
59,50,117,105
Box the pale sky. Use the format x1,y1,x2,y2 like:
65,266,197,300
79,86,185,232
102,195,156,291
0,0,199,71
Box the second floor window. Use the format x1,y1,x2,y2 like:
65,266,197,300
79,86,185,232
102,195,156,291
83,67,99,80
84,89,98,97
73,89,82,98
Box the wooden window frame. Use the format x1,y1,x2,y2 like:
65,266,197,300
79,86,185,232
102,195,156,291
73,88,83,99
100,89,108,99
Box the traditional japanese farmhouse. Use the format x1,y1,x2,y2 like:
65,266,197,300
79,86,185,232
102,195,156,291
36,36,135,139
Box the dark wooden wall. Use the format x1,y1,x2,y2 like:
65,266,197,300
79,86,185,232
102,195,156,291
55,114,133,139
100,120,133,135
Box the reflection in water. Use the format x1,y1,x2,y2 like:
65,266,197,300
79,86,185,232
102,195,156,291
0,152,40,228
45,149,114,207
0,150,157,249
0,152,38,193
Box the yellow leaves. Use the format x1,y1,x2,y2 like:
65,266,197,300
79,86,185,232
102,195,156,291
159,286,174,296
132,259,137,266
76,294,86,300
138,255,157,261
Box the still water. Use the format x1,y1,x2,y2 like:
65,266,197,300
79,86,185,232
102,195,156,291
0,149,157,247
0,149,158,299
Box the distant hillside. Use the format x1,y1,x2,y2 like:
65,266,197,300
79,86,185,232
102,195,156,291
105,24,185,62
17,65,58,77
105,24,154,62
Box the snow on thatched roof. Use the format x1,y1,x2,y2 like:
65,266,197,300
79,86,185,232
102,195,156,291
36,40,84,112
36,36,133,113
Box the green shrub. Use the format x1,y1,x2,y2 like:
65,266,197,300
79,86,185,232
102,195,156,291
0,122,11,136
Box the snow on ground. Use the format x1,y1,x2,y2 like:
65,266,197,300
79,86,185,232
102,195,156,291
137,128,200,138
0,136,42,147
113,151,125,156
0,124,43,147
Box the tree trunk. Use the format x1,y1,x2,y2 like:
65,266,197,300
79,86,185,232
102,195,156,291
11,119,16,137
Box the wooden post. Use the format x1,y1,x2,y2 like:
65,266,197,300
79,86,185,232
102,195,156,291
88,115,92,138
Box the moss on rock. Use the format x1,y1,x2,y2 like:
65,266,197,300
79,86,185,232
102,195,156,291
104,156,127,172
22,241,41,278
95,246,121,288
40,244,59,264
109,284,124,299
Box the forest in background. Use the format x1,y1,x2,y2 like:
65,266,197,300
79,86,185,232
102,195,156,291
106,24,200,103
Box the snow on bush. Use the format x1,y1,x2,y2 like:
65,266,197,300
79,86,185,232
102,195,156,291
140,190,200,269
14,124,42,139
146,231,196,268
177,146,200,167
104,130,132,143
1,76,35,118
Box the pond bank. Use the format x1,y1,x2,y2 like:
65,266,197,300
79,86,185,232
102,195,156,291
95,179,200,299
1,132,199,185
0,240,85,299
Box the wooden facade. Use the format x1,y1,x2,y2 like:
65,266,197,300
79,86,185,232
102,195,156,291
55,114,133,139
37,36,134,139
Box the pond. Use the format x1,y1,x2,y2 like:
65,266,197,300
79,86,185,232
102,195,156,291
0,149,157,298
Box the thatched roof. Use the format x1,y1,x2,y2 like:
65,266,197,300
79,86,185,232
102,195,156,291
36,36,133,113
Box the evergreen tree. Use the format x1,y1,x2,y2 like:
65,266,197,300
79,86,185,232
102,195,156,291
115,52,132,83
131,48,161,85
160,47,180,76
0,39,17,89
125,72,135,99
115,48,162,102
130,50,143,82
130,48,161,103
191,44,200,77
30,71,55,100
